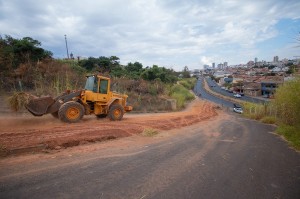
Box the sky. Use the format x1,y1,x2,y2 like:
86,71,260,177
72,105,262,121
0,0,300,71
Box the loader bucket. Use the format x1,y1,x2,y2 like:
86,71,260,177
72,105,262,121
25,96,55,116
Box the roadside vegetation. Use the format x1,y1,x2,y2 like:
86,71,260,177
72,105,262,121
242,78,300,150
0,35,196,112
141,128,159,137
169,84,195,109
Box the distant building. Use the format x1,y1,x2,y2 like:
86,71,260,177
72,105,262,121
224,62,228,68
203,65,210,70
273,56,279,62
212,63,215,69
217,63,224,70
192,69,200,77
247,61,254,67
260,76,283,97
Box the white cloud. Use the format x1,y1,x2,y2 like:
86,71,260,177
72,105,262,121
0,0,300,70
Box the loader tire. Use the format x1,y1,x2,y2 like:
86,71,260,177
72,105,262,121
58,101,84,123
108,104,124,121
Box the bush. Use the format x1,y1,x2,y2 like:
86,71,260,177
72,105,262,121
242,79,300,151
2,59,86,96
178,78,197,90
169,84,195,109
242,102,266,120
260,116,276,124
277,125,300,150
142,128,159,137
272,78,300,126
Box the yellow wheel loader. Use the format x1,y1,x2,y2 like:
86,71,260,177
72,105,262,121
25,75,132,123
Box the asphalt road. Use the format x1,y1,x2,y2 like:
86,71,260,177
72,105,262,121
1,114,299,199
193,78,236,108
205,77,266,104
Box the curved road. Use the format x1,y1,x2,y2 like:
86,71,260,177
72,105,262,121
193,78,235,108
1,81,299,199
205,77,267,104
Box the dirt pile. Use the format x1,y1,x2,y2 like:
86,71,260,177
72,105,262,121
0,99,218,156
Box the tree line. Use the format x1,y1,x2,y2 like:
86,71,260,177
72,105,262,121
78,56,179,83
0,35,192,92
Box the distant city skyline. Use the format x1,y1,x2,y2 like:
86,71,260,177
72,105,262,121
204,54,299,69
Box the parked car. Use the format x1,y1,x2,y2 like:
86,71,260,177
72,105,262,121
233,104,243,114
233,93,241,98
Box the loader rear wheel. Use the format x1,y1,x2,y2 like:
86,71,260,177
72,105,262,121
58,101,84,123
108,104,124,121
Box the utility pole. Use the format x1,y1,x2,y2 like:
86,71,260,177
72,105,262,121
64,34,69,59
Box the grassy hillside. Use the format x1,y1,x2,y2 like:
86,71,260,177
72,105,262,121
242,77,300,150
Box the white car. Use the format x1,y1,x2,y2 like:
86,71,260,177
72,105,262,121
233,107,243,114
233,104,243,114
233,93,241,98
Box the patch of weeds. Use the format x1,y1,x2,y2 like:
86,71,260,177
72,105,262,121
142,128,159,137
0,144,8,156
277,125,300,151
260,116,277,124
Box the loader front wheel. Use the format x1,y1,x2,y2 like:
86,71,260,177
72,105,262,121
108,104,124,121
58,101,84,123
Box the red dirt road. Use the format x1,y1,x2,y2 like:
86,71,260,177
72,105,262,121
0,99,218,156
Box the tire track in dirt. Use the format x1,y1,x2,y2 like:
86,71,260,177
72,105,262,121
0,99,218,156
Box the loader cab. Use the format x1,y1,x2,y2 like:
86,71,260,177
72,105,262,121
84,75,110,102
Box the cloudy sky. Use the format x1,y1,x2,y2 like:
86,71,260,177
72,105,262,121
1,0,300,71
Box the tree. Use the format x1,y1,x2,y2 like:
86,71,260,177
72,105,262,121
109,56,120,67
0,35,52,69
182,66,190,78
141,65,177,83
79,57,98,71
286,65,297,74
78,55,121,73
0,35,54,91
124,62,143,79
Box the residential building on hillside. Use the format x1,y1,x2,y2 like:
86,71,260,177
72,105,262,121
243,82,261,97
260,76,284,97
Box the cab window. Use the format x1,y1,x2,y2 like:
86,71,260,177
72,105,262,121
85,76,98,92
99,79,108,94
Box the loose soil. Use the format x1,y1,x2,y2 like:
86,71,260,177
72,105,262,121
0,99,218,156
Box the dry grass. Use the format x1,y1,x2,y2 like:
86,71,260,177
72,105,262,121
141,128,159,137
7,92,34,111
260,116,277,124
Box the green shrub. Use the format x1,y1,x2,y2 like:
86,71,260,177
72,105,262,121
272,77,300,126
260,116,276,124
170,92,186,108
178,78,197,90
242,102,266,120
169,84,195,109
277,125,300,150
